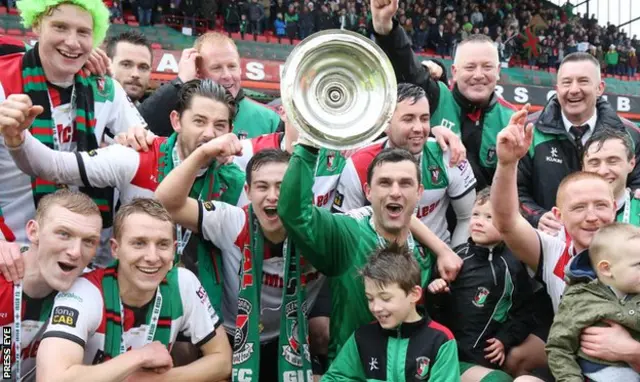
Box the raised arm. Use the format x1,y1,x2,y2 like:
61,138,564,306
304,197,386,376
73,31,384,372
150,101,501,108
277,144,360,276
491,106,542,272
155,133,243,233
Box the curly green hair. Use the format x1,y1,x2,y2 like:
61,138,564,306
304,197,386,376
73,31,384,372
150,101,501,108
17,0,110,47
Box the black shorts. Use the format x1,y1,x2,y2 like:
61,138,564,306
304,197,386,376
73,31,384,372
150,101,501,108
530,288,554,342
309,279,331,319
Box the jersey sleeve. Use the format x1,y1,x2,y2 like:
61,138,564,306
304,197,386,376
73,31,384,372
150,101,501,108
428,339,460,382
104,80,148,137
76,144,140,189
331,157,366,213
198,201,247,248
535,230,567,285
41,278,103,348
321,333,366,381
445,152,477,199
176,268,222,348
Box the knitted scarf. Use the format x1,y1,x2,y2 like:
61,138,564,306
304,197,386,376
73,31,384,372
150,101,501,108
101,262,182,360
156,132,231,312
232,206,312,382
21,43,114,227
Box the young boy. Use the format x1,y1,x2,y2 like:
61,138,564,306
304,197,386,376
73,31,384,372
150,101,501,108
426,188,534,381
322,242,460,381
546,223,640,382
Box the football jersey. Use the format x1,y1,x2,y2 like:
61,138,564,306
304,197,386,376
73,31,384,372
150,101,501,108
0,53,146,245
198,200,324,343
0,274,56,382
11,132,249,209
535,230,577,313
332,138,477,243
41,267,220,365
233,132,347,209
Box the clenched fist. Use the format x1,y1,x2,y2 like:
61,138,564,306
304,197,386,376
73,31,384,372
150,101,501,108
371,0,398,35
0,94,44,147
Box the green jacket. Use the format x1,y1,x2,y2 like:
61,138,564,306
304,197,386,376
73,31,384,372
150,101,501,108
233,97,281,139
322,317,460,382
546,251,640,381
278,145,435,360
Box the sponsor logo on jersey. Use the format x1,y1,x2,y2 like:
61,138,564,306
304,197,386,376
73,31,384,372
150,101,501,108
472,287,490,308
57,292,83,303
545,147,563,164
52,306,79,328
415,356,431,379
87,150,98,157
439,118,456,130
232,298,254,365
195,286,216,320
333,191,344,208
203,201,215,211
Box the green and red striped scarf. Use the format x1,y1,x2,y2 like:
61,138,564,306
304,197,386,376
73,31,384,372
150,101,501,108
21,43,114,227
101,262,183,360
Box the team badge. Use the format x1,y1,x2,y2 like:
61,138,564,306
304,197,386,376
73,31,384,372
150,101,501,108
428,165,443,186
472,287,490,308
486,146,497,164
203,201,215,211
415,356,431,380
232,298,255,365
326,152,336,171
282,301,310,367
88,150,98,157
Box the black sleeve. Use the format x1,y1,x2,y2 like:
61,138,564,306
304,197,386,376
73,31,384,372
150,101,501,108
371,19,441,115
494,263,535,353
138,78,182,137
517,153,546,228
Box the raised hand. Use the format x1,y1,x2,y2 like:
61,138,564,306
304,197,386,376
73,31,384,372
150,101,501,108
496,104,533,166
199,133,243,159
0,94,44,147
371,0,398,35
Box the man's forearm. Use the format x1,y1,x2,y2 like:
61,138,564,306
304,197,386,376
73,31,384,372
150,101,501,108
409,216,451,257
44,351,146,382
155,148,208,212
491,162,520,233
623,341,640,372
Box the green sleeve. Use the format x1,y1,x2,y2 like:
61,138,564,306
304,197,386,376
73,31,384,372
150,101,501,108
545,286,594,382
277,145,360,277
321,333,366,381
428,339,460,382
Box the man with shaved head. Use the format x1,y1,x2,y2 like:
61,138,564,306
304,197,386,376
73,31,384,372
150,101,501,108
370,0,517,190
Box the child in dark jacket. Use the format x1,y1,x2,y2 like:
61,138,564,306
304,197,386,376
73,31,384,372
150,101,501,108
425,187,535,381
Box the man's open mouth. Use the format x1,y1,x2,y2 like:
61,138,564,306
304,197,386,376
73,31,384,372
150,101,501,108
264,207,278,218
386,203,403,214
58,261,77,272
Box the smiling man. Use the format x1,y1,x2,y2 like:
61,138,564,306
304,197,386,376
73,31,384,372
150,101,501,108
0,0,146,256
517,53,640,235
35,198,231,382
0,189,103,382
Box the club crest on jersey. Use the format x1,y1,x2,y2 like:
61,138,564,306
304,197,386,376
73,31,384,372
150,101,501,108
96,77,109,97
415,356,431,379
472,287,490,307
428,165,443,186
326,152,336,171
203,201,215,211
88,150,98,157
237,131,248,140
233,298,255,365
486,146,497,165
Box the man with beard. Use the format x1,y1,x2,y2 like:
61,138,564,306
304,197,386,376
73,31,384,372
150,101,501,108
369,0,517,191
2,79,247,310
138,32,282,140
517,52,640,235
105,30,152,105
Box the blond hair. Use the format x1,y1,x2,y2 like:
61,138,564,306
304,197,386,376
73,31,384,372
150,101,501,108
194,31,238,53
556,171,613,208
113,198,174,240
590,223,640,264
35,189,101,224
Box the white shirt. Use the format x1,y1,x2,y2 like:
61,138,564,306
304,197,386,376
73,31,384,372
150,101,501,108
561,109,598,145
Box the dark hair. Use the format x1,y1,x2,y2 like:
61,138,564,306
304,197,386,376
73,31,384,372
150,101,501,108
360,241,421,294
105,30,152,59
176,79,237,125
475,186,491,206
560,52,601,71
246,149,291,186
366,148,421,185
583,127,634,161
397,83,427,105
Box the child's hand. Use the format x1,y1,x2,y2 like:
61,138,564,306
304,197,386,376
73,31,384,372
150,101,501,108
427,278,450,294
484,338,505,366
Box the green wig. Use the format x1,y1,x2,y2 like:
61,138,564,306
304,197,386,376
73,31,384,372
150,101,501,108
17,0,110,47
